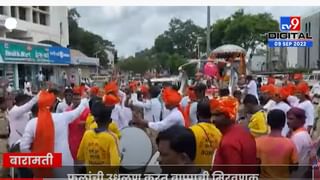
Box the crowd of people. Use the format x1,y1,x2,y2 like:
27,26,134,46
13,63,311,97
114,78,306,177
0,71,319,179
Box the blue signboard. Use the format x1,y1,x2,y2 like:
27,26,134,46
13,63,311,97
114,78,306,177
49,46,71,64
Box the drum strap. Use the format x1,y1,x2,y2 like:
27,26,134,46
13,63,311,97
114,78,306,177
159,98,163,121
197,124,214,150
94,129,121,158
107,131,121,156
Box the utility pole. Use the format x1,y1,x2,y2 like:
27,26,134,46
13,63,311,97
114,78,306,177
206,6,211,57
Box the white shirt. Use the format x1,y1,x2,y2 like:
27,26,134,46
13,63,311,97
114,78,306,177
118,90,133,124
291,130,312,164
111,104,129,130
56,99,72,113
20,99,88,167
311,83,320,96
287,95,299,107
8,96,38,147
189,101,198,125
148,107,185,132
24,89,33,96
132,97,162,123
270,101,291,136
297,100,315,128
180,96,189,109
263,99,276,112
246,80,259,100
38,73,44,82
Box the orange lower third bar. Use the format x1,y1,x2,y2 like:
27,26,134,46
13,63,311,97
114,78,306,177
2,152,62,168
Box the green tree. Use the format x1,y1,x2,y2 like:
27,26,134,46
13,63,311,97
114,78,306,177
68,8,116,68
210,9,278,65
154,18,205,58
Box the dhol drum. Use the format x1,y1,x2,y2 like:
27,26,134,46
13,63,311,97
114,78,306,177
145,151,162,174
119,127,153,173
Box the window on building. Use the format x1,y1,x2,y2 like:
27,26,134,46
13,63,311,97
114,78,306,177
32,11,38,23
305,23,308,32
309,22,311,34
33,6,49,26
18,7,26,20
0,7,4,15
11,6,16,17
39,6,49,11
39,13,47,25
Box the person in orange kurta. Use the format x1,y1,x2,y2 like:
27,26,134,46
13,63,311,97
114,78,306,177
256,109,299,178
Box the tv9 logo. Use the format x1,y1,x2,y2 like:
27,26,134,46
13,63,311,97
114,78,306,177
280,16,301,32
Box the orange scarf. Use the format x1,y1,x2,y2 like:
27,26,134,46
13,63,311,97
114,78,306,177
32,91,56,177
183,102,192,128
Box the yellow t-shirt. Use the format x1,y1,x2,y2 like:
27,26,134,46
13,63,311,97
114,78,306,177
85,114,121,139
248,110,270,137
77,130,120,174
189,122,222,170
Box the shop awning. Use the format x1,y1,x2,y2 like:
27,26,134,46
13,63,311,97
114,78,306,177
0,61,69,66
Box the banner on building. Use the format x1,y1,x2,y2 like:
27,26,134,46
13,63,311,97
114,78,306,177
0,40,50,63
49,46,71,64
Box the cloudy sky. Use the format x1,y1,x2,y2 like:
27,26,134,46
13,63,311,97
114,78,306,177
75,6,319,57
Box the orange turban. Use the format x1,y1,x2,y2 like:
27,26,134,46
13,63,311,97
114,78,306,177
104,81,118,94
273,87,290,100
286,83,295,95
73,86,83,96
103,94,120,106
140,85,149,95
260,85,269,93
90,86,99,96
210,97,238,121
294,73,303,81
267,77,275,85
187,87,197,101
32,90,56,177
80,84,86,92
295,82,309,95
260,84,276,95
162,87,182,106
129,81,138,92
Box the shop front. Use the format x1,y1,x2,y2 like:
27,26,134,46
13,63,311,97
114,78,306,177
70,49,99,85
0,39,71,90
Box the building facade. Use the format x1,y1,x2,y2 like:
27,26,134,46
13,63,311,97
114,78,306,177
297,11,320,69
70,49,99,85
0,6,69,89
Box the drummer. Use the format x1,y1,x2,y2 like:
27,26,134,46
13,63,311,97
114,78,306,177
103,81,129,130
131,85,161,123
133,87,185,132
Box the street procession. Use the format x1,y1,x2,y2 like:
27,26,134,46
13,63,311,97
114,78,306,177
1,5,320,180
